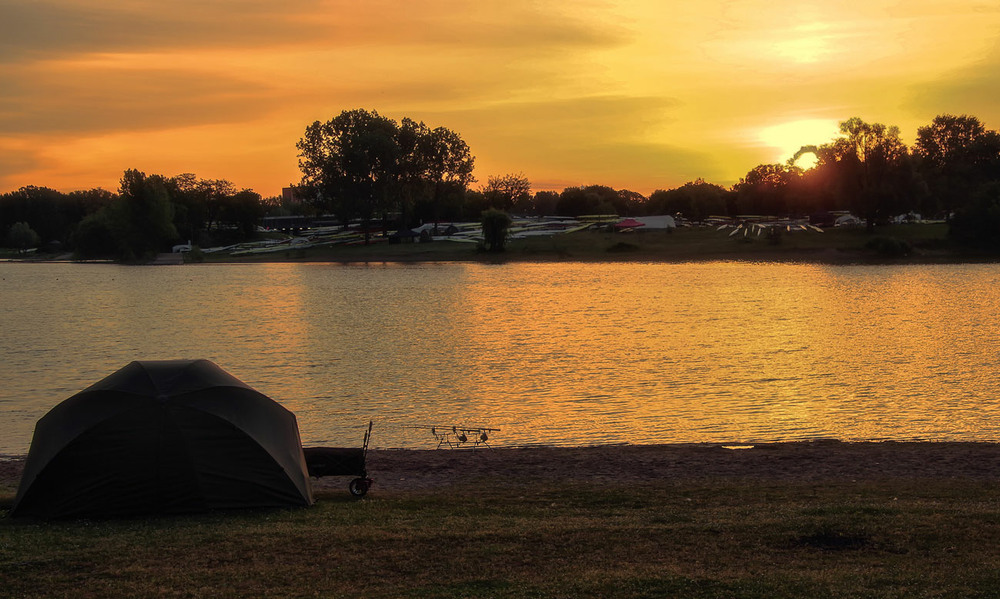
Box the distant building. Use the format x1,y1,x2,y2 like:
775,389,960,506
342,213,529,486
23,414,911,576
281,186,305,204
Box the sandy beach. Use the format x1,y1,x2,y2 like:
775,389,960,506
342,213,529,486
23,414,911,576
316,441,1000,494
5,441,1000,499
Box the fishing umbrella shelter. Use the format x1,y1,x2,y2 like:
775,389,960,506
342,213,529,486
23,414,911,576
11,359,314,519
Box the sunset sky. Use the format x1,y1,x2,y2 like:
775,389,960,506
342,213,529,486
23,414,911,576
3,0,1000,198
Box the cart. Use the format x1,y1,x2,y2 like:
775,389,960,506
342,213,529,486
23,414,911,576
302,421,374,497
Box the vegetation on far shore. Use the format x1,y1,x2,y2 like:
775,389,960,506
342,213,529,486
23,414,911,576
183,222,971,266
3,111,1000,262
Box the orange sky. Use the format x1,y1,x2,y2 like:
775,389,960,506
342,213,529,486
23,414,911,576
2,0,1000,198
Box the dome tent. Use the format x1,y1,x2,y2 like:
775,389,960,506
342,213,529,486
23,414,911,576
11,360,313,519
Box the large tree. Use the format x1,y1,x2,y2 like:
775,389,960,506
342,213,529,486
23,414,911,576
6,222,40,253
113,169,179,260
298,109,401,241
400,118,475,226
814,117,912,230
298,109,475,237
914,114,1000,217
480,208,512,252
733,164,803,216
647,179,731,222
482,173,531,212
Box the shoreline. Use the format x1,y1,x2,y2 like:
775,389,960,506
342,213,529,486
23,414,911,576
6,223,998,267
8,440,998,497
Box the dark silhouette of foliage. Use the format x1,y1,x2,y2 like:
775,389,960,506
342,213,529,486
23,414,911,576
531,190,560,216
734,164,803,216
297,109,475,237
6,222,40,252
482,173,531,212
949,182,1000,250
112,169,179,261
556,185,623,217
481,208,512,252
647,179,731,221
914,114,1000,217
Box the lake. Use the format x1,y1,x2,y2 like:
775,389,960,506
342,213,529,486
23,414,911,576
1,260,998,454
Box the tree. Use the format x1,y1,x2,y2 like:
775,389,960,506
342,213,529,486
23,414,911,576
531,191,560,216
222,190,264,239
733,164,802,216
555,185,618,217
6,222,40,253
298,109,476,239
72,210,118,259
400,118,476,226
297,109,401,241
616,189,647,216
914,114,1000,217
949,182,1000,251
647,179,731,222
112,169,179,260
482,173,531,212
0,186,73,245
814,117,911,230
481,208,512,252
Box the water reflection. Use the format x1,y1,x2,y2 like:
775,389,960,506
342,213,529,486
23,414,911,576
1,261,998,453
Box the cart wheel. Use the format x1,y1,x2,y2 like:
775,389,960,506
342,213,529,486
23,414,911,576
349,478,370,497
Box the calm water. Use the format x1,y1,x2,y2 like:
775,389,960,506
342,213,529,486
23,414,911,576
1,260,998,454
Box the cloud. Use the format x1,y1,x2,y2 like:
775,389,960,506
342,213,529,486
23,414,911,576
0,0,625,64
907,42,1000,128
0,141,43,181
0,62,283,135
0,0,328,62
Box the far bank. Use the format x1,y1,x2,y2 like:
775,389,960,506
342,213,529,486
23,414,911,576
192,222,995,266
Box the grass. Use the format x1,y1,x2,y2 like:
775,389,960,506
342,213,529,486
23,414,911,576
197,223,967,265
4,478,1000,598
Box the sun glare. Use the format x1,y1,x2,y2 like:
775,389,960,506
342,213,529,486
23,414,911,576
758,118,839,168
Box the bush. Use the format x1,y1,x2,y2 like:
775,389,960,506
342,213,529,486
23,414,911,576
949,183,1000,251
607,241,639,253
6,222,40,253
865,236,912,257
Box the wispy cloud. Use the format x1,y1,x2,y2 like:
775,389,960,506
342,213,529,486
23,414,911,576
2,0,1000,195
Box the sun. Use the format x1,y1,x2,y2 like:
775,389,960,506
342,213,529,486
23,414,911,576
758,119,839,168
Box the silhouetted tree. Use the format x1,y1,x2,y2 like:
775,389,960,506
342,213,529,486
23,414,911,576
814,117,911,230
399,118,475,226
482,173,531,212
0,186,75,245
949,181,1000,251
298,109,400,241
531,190,560,216
6,222,40,253
734,164,802,216
555,185,619,217
914,114,1000,217
616,189,647,216
111,169,178,260
298,109,476,239
222,189,264,238
481,208,512,252
647,179,731,222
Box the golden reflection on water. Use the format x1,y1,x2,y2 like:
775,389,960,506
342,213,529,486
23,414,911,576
2,261,1000,453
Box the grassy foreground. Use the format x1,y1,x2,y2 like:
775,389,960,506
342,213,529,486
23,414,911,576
4,478,1000,598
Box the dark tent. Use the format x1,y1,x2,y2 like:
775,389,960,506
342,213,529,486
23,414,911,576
11,359,314,519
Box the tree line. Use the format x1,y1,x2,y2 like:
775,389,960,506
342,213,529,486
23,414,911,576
3,110,1000,259
0,171,268,260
